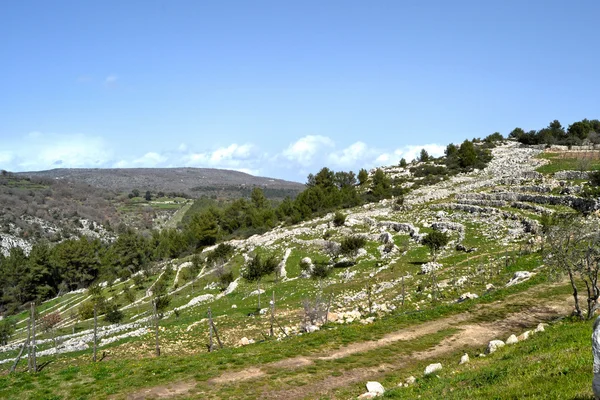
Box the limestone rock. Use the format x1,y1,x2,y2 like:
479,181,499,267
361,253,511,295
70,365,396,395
238,337,250,346
304,325,320,333
506,271,535,287
366,381,385,395
424,363,442,375
358,393,378,399
420,262,442,274
404,376,416,386
327,312,339,322
457,292,479,302
535,323,546,333
518,331,531,341
486,340,505,354
459,353,470,365
506,334,518,345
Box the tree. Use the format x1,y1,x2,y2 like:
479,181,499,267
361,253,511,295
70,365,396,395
242,253,278,309
250,187,269,209
457,140,478,169
419,149,430,162
399,158,407,168
0,318,16,346
371,169,391,200
422,231,450,261
144,191,152,201
357,169,369,185
39,311,62,349
544,215,600,319
508,127,525,140
104,301,124,324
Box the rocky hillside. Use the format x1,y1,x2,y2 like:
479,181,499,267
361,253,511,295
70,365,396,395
0,141,599,399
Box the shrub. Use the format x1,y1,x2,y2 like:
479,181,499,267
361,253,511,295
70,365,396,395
104,302,124,324
340,235,367,257
0,318,16,345
332,211,346,227
218,271,235,290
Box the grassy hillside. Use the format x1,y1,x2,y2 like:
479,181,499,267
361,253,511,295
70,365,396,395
0,142,598,399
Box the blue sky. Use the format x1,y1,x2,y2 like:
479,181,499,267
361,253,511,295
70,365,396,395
1,0,599,182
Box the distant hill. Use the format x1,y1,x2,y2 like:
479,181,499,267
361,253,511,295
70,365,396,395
15,168,305,199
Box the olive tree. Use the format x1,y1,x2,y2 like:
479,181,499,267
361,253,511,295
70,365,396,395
544,215,600,319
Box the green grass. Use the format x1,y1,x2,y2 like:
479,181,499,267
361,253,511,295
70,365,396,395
536,152,600,175
383,318,594,399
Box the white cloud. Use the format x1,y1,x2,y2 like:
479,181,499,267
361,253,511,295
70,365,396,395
104,75,118,85
2,132,113,171
394,144,446,162
134,152,168,167
182,143,262,174
281,135,334,166
328,141,378,168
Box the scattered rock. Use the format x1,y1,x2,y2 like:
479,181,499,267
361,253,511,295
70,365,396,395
358,393,378,399
420,262,442,274
365,381,385,395
457,292,479,302
459,353,470,365
519,331,532,342
535,323,546,333
506,334,518,345
231,304,237,309
485,283,495,291
424,363,442,375
486,340,505,354
404,376,416,386
506,271,535,287
238,337,250,346
304,325,320,333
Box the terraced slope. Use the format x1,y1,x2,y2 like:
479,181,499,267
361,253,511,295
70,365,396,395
0,142,597,399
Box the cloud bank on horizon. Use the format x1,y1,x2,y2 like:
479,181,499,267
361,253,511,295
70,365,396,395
0,132,445,182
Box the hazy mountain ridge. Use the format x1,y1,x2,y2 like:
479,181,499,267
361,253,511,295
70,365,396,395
15,167,304,198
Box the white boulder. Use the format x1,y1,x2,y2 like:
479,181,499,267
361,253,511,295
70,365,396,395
486,340,505,354
506,334,518,345
459,353,470,365
424,363,442,375
366,381,385,395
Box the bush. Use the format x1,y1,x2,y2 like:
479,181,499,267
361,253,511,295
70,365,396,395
104,302,124,324
0,318,16,345
207,243,235,265
218,271,235,290
340,235,367,257
332,211,346,227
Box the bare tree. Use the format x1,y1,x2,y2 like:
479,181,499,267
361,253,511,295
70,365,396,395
545,215,600,319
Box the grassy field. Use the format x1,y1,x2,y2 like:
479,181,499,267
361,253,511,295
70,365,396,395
536,151,600,174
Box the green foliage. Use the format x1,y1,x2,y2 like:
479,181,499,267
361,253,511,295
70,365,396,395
370,168,391,201
340,235,367,257
511,118,600,146
311,261,331,280
104,301,124,324
484,132,504,143
0,318,16,345
419,148,430,162
399,158,407,168
218,271,235,291
358,168,369,185
206,244,235,266
332,211,346,227
422,231,450,259
242,253,278,283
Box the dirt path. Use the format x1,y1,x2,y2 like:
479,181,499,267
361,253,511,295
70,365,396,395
125,282,571,399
